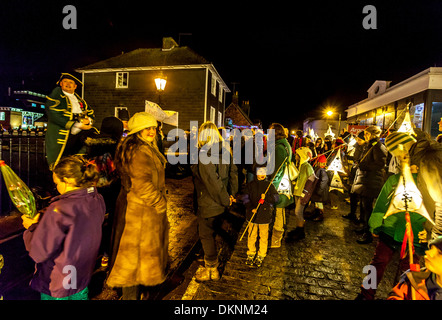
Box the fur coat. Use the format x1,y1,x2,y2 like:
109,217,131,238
107,142,169,288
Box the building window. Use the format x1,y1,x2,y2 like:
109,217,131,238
210,106,216,123
211,73,216,96
116,72,129,88
410,103,424,130
218,87,223,103
217,111,222,127
431,102,442,138
0,112,5,121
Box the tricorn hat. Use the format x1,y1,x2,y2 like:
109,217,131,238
56,73,83,86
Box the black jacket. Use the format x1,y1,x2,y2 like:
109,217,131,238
192,142,238,218
351,137,387,197
242,178,279,224
311,167,330,203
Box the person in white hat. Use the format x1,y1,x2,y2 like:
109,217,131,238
106,112,168,300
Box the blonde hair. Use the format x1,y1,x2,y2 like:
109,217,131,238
198,121,223,148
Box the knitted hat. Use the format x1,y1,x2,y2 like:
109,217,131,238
335,138,344,146
365,125,382,136
117,108,130,121
127,112,157,136
385,131,417,157
317,154,327,163
100,116,124,140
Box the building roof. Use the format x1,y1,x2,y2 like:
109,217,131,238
75,42,229,92
345,67,442,118
225,102,253,126
77,47,210,71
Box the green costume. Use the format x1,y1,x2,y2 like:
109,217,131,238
270,138,295,208
369,173,428,256
45,86,95,169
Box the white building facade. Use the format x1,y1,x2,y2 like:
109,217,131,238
345,67,442,138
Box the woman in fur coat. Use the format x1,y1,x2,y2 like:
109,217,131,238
107,112,169,300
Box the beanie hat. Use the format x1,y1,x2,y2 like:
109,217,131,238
365,125,382,137
318,154,327,163
117,108,130,121
335,138,344,146
100,116,124,140
357,131,365,140
385,131,417,157
127,112,157,136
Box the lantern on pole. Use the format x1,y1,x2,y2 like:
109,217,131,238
0,160,37,218
327,149,345,193
325,125,335,139
383,132,433,299
397,105,416,136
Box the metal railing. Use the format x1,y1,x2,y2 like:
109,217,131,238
0,132,52,215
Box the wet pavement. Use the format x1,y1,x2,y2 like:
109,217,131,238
1,175,403,301
175,190,401,301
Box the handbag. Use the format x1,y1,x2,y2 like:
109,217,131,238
300,173,319,206
283,144,298,181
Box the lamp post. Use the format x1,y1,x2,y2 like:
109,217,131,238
326,109,341,136
154,73,167,105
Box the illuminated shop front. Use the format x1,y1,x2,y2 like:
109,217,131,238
345,68,442,138
0,107,45,130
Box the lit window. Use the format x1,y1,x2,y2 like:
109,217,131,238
211,73,216,96
218,87,223,103
116,72,129,88
210,106,216,123
217,111,222,127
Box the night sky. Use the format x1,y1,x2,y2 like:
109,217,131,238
1,0,442,129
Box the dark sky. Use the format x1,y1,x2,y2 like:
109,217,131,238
1,0,442,129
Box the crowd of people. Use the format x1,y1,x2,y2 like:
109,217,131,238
18,73,442,300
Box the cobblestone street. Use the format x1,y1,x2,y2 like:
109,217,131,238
178,190,401,301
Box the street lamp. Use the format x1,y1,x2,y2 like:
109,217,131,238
154,74,167,92
325,109,342,135
154,72,167,105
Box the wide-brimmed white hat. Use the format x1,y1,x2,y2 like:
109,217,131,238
127,112,157,136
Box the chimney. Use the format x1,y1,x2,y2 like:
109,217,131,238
232,91,239,106
162,37,179,51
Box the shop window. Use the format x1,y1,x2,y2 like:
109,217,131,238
431,102,442,138
410,103,424,130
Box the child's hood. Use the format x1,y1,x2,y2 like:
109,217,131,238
296,147,312,164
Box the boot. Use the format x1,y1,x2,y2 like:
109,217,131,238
342,212,357,221
285,227,305,242
270,230,284,248
356,232,373,244
195,261,220,282
313,209,324,222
